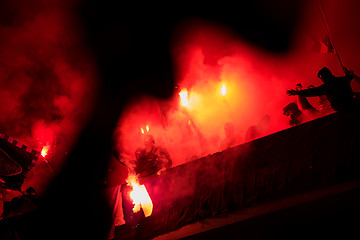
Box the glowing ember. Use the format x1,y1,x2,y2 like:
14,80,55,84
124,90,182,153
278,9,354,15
146,125,149,132
127,174,153,217
179,89,189,107
221,83,226,96
41,145,50,157
141,128,145,134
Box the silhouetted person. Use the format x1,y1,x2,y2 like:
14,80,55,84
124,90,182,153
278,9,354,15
219,122,242,151
0,187,38,221
287,67,358,112
295,83,334,117
295,84,320,115
283,102,306,126
244,115,272,141
318,94,334,115
135,134,172,178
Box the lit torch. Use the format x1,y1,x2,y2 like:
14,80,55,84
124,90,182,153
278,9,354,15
221,83,226,96
41,145,50,158
126,174,153,217
179,89,189,107
220,82,232,112
140,125,150,134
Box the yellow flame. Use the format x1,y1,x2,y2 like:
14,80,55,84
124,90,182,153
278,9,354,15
41,145,50,158
127,174,153,217
179,89,189,107
146,125,149,132
140,128,144,134
221,83,226,96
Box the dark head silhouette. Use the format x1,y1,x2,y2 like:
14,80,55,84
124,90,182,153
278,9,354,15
318,67,333,84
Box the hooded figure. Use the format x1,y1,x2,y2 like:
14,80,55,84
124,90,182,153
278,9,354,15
287,67,357,112
134,134,172,178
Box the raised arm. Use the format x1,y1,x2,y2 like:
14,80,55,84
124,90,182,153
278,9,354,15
287,85,326,97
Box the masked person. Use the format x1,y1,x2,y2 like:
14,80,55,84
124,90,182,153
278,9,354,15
219,122,243,151
134,134,172,178
287,67,358,112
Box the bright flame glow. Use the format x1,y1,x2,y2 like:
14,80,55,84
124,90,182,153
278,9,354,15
127,175,153,217
116,25,307,171
41,145,50,158
221,83,226,96
179,89,189,107
141,125,150,134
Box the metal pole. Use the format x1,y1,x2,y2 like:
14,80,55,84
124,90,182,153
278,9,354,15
317,0,345,70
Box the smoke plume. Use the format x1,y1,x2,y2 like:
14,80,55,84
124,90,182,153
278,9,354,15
0,0,97,193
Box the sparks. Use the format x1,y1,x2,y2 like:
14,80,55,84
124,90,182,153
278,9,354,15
179,89,189,107
127,174,153,217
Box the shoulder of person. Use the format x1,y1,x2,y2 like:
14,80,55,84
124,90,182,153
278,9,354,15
155,146,168,153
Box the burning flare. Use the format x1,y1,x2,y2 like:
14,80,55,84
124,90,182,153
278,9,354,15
179,89,189,107
41,145,50,158
140,125,150,134
126,174,153,217
221,83,226,96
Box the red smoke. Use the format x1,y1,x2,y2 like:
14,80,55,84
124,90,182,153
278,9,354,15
115,23,297,168
2,0,360,192
0,0,97,192
114,3,360,173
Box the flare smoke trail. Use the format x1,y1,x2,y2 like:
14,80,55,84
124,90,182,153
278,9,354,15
2,0,360,190
115,22,306,168
0,0,97,193
114,3,360,173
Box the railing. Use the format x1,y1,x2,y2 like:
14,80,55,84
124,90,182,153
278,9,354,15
116,111,360,240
